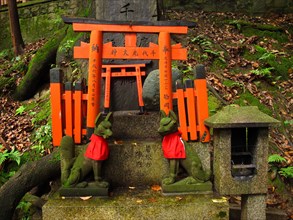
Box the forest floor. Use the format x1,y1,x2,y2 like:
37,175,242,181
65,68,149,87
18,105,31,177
0,10,292,219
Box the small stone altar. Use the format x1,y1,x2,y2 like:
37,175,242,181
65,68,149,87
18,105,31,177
43,111,229,220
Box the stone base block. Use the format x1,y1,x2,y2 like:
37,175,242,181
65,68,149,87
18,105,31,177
43,187,229,220
162,179,213,194
59,184,108,197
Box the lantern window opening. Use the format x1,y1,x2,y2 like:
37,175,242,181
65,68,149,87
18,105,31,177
231,127,258,180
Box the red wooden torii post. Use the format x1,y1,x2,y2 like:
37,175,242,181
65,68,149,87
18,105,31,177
63,17,195,138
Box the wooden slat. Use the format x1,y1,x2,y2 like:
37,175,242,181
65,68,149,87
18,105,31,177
86,30,103,138
135,65,144,108
194,79,210,142
74,81,83,143
159,32,173,114
175,81,188,141
103,66,111,110
50,69,63,147
185,80,197,140
64,82,73,137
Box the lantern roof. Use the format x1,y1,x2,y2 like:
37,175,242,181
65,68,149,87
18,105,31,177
205,106,280,128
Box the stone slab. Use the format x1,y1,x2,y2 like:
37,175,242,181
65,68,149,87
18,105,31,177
162,180,213,194
59,186,108,197
43,187,229,220
111,111,161,140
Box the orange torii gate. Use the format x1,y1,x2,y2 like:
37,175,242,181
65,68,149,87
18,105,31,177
63,17,196,138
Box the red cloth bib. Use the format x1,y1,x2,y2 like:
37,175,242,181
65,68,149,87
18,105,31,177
162,131,186,159
84,134,109,161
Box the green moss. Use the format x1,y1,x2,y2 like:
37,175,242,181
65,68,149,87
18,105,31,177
23,92,51,126
228,20,289,43
208,95,222,116
269,175,286,194
0,49,13,60
20,15,64,44
223,79,236,87
14,27,67,100
210,58,227,71
0,76,15,94
267,56,292,80
217,211,227,218
57,26,84,63
244,45,291,80
77,0,94,17
4,60,27,76
242,27,288,43
234,91,272,115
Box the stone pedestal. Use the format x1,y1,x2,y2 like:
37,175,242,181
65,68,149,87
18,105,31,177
241,194,267,220
43,187,229,220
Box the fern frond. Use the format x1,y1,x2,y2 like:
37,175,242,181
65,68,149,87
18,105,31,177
268,154,286,164
279,167,293,178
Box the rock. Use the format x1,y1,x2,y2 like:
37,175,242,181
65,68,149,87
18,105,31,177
142,68,183,111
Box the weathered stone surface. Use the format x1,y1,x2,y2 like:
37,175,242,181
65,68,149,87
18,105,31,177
142,68,183,111
43,188,229,220
206,105,278,195
96,0,158,21
206,106,280,195
212,128,269,195
205,106,280,128
104,141,167,186
59,184,108,197
162,179,213,194
111,111,161,140
241,194,267,220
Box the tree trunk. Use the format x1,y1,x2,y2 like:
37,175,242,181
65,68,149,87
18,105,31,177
0,150,60,220
7,0,25,56
13,27,67,101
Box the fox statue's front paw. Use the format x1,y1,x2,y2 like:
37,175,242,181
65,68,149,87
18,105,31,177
94,180,109,188
162,174,176,185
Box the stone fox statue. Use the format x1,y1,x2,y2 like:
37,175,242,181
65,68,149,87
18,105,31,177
60,112,113,188
158,110,210,185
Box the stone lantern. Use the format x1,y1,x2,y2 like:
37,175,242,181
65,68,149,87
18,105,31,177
205,106,279,220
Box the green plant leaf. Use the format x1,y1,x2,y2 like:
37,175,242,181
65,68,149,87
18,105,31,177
0,150,8,166
15,106,26,116
8,150,21,165
268,154,286,164
279,167,293,178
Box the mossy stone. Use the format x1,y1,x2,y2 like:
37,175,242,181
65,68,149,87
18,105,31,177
205,105,280,128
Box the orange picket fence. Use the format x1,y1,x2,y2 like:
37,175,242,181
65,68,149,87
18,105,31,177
50,68,88,147
172,65,210,142
50,62,149,146
50,64,210,146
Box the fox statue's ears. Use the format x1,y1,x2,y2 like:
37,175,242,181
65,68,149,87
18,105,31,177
159,110,177,121
169,110,177,121
160,110,167,119
94,112,113,127
104,112,113,123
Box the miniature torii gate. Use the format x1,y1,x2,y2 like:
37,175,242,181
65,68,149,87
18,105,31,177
62,17,196,138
